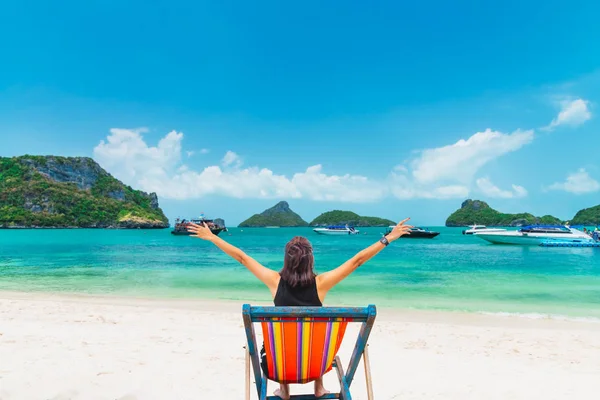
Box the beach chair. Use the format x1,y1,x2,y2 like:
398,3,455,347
242,304,376,400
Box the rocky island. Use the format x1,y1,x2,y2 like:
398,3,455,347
571,205,600,226
310,210,394,227
446,199,562,227
238,201,308,227
0,155,169,229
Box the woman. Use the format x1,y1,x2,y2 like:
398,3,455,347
187,218,412,399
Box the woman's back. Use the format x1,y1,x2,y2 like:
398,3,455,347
274,277,322,307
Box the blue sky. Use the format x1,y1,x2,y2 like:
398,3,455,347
1,1,600,225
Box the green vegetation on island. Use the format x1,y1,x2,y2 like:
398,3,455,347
238,201,308,227
0,156,169,228
445,199,563,227
310,210,395,227
571,205,600,226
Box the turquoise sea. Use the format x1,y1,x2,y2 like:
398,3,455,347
1,227,600,319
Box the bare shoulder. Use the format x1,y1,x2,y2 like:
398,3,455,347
315,272,332,289
316,274,326,285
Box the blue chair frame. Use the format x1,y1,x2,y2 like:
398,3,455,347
242,304,377,400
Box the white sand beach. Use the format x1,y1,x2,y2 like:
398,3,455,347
1,291,599,400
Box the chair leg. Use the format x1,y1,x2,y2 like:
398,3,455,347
260,375,268,400
363,344,374,400
245,346,251,400
334,356,352,400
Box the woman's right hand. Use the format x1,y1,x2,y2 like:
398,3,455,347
386,218,413,242
187,222,215,240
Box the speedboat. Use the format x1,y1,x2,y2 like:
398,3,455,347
384,226,440,239
313,225,360,235
475,225,593,245
462,225,507,235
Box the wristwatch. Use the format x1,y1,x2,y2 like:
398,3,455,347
379,236,390,246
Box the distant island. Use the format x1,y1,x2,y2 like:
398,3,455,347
571,205,600,226
0,155,169,229
310,210,394,227
238,201,308,227
445,199,562,227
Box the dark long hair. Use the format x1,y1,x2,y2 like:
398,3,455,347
280,236,316,287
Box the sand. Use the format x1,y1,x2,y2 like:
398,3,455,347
1,291,599,400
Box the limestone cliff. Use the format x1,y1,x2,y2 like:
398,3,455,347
0,155,169,228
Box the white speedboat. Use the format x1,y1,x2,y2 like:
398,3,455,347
462,225,507,235
313,225,360,235
475,225,593,245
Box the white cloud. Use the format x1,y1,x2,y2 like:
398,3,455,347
93,126,536,202
187,149,209,157
545,98,591,130
93,128,183,183
291,165,385,202
389,170,469,199
476,177,528,198
386,128,533,200
547,168,600,194
221,151,242,168
93,128,384,202
410,129,534,185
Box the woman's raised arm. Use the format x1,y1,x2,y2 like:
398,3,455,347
316,218,412,300
187,223,280,296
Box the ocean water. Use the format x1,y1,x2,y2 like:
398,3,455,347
1,227,599,319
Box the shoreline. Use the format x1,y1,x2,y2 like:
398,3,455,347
2,288,600,324
2,289,599,329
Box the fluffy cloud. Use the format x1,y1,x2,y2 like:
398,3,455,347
291,165,385,202
187,149,209,157
94,128,183,182
389,170,469,199
386,128,533,200
93,126,536,202
545,98,591,130
547,168,600,194
221,151,242,168
476,177,527,198
409,129,534,184
93,128,383,202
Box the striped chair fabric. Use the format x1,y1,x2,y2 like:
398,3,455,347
260,317,349,384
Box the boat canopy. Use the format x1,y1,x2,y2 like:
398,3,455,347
520,224,568,229
520,225,571,233
326,225,355,229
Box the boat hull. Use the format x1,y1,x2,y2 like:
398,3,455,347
476,232,593,246
171,227,225,236
384,227,440,239
403,231,440,239
313,228,359,235
475,233,545,245
463,228,506,235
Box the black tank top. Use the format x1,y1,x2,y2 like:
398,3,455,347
273,276,322,306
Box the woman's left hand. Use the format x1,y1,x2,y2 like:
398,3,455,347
187,222,215,240
386,218,413,242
